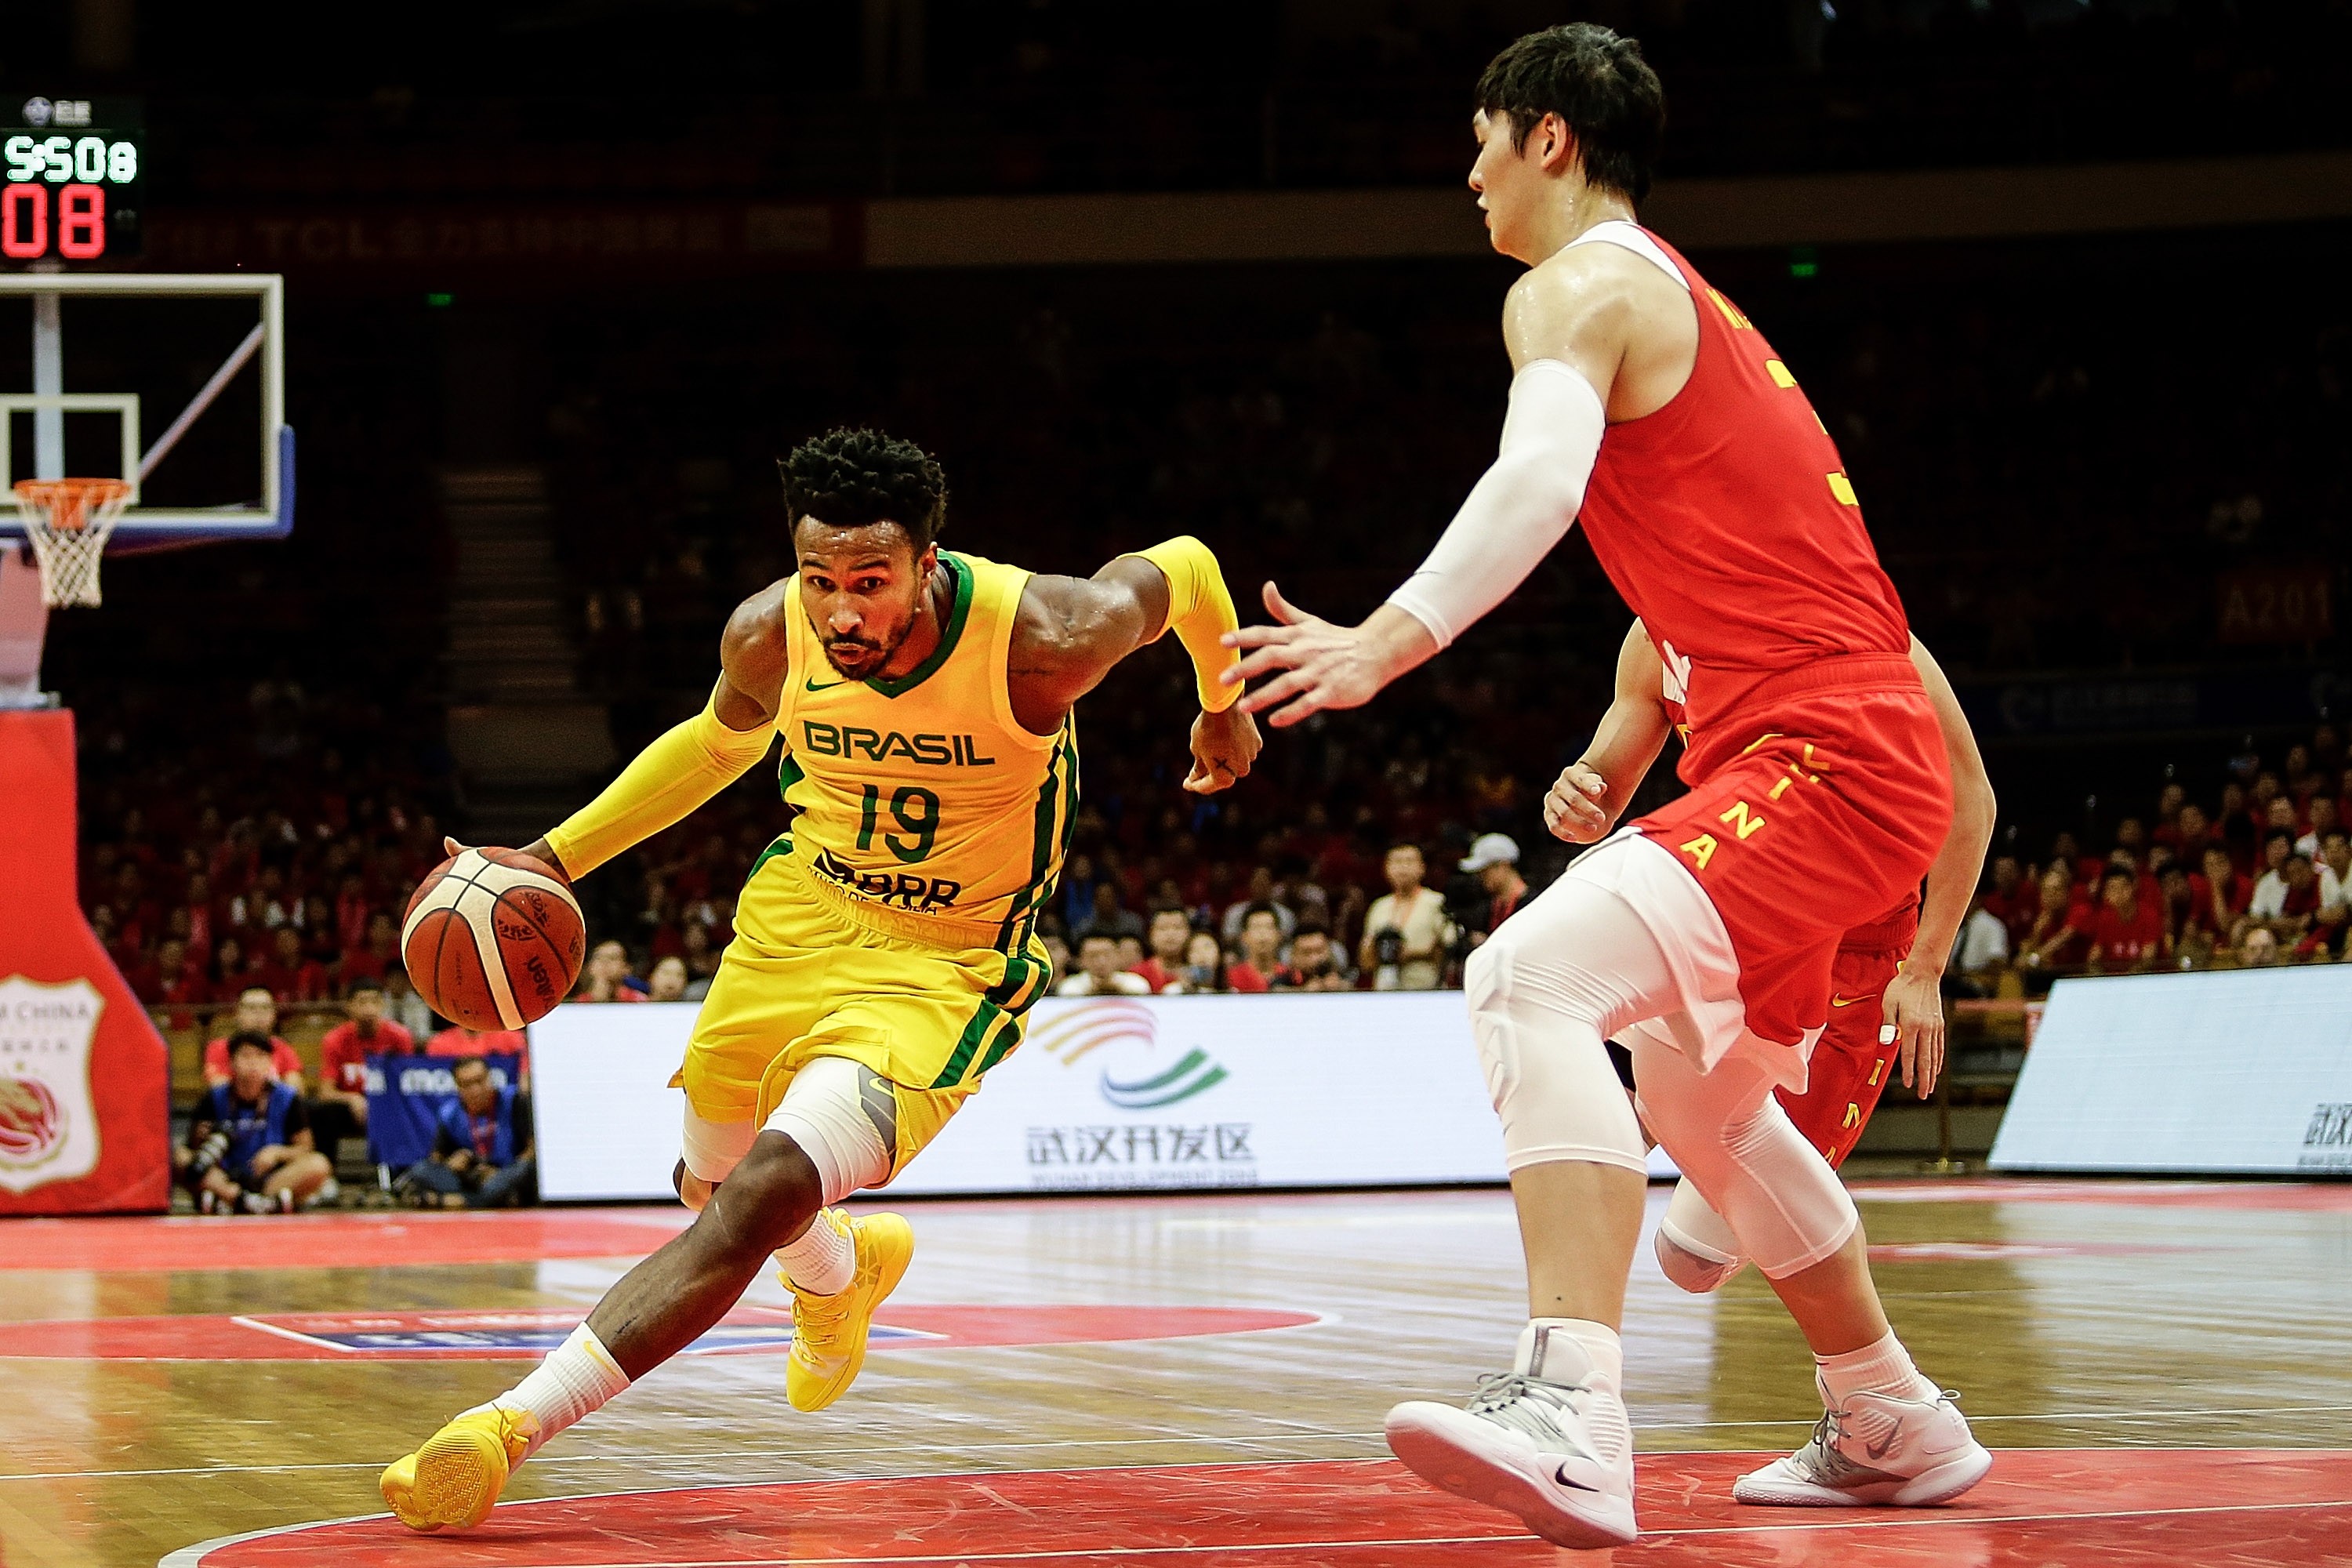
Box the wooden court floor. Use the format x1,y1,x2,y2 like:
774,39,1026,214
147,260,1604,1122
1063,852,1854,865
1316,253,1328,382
6,1178,2352,1567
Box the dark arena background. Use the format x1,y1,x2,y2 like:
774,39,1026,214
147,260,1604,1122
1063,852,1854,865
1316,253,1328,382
4,3,2351,1566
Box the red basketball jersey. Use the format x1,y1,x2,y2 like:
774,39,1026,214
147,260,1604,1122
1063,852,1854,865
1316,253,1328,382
1581,230,1911,786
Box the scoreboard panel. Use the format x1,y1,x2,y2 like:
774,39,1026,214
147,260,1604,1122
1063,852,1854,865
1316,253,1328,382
2,95,143,264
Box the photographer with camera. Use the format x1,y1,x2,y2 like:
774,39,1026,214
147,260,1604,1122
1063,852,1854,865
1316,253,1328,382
173,1033,333,1214
1359,843,1456,990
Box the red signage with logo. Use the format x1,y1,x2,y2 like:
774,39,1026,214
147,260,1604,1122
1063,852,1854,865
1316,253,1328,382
0,709,170,1214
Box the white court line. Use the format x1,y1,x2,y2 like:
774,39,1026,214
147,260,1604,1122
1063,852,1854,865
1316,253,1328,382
226,1316,365,1354
24,1404,2352,1484
158,1495,2352,1568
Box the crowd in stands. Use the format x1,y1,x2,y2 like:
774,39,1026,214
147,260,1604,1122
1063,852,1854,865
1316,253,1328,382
1953,725,2352,993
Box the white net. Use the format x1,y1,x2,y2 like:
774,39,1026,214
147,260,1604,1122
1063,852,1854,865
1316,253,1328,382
12,479,132,608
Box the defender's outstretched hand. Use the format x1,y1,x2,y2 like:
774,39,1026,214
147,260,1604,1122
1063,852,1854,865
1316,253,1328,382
1184,705,1261,794
1221,582,1433,729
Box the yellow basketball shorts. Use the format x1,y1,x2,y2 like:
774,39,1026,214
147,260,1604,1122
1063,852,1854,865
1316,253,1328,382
674,855,1050,1184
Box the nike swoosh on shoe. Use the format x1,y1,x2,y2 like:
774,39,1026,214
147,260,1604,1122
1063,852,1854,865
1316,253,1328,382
1552,1465,1602,1493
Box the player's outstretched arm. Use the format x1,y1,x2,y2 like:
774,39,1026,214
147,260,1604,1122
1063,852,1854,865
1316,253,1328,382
1546,621,1675,844
510,590,788,880
1881,635,1998,1097
1010,536,1259,794
1223,252,1642,728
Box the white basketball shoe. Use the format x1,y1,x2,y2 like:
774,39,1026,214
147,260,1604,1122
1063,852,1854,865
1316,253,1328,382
1734,1379,1991,1507
1385,1324,1639,1548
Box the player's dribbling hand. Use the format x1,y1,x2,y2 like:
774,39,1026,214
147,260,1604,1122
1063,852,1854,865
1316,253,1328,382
441,835,572,882
1882,965,1945,1098
1185,705,1261,794
1221,583,1425,728
1543,764,1611,844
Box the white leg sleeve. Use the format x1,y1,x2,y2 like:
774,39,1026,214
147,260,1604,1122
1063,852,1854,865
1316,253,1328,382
762,1055,895,1207
680,1106,758,1186
1630,1029,1857,1279
1465,866,1674,1177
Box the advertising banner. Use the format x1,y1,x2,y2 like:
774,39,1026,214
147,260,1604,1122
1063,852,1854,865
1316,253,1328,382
532,993,1679,1201
0,710,171,1215
363,1053,525,1171
1989,967,2352,1175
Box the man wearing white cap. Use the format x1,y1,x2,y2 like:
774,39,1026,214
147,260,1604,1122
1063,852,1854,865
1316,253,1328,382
1461,833,1530,947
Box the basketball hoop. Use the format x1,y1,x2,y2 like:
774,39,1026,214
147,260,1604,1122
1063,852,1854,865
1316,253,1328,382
11,478,133,608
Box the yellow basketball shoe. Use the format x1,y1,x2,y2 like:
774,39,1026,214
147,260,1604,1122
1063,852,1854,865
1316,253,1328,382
785,1209,914,1412
379,1405,539,1531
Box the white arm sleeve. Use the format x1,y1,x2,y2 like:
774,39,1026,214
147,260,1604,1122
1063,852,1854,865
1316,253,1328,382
1385,358,1606,649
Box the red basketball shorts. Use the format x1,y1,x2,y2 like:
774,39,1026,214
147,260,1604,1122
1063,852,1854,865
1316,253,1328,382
1632,659,1950,1052
1777,940,1905,1167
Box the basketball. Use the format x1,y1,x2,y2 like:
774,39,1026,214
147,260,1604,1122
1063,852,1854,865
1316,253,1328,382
401,847,586,1030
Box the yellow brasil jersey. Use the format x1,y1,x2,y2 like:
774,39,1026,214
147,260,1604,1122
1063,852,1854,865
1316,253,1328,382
754,550,1076,953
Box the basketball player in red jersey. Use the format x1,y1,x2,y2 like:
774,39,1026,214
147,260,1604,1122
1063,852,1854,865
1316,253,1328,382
1225,24,1994,1547
1550,619,1995,1289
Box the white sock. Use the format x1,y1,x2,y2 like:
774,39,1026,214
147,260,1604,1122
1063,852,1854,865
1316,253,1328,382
1515,1317,1624,1393
1815,1330,1938,1409
776,1210,854,1295
475,1323,629,1460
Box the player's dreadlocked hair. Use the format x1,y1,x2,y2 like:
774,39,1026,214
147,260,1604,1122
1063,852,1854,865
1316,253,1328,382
1475,24,1665,202
778,427,949,551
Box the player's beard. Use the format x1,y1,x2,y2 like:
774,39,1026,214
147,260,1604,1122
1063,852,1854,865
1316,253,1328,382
820,610,915,678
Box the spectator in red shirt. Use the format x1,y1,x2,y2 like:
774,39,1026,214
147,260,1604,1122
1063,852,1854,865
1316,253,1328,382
335,873,372,953
572,939,647,1003
2190,844,2254,948
202,985,307,1092
253,926,330,1003
2019,864,2095,992
155,935,211,1021
1979,854,2039,949
2157,802,2212,865
1225,903,1298,993
2088,866,2169,973
209,933,256,996
314,978,418,1157
1130,904,1193,994
340,910,402,985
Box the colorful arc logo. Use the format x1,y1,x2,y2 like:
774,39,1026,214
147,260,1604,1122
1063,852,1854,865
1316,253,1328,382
1030,998,1233,1109
1099,1047,1229,1109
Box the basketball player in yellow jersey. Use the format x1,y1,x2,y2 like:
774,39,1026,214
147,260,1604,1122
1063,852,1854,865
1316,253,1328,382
382,427,1258,1531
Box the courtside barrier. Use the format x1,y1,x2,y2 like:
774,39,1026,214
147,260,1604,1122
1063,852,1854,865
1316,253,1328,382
1989,965,2352,1175
531,993,1682,1200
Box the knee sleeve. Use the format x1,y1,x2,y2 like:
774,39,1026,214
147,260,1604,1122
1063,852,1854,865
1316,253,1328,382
1466,879,1664,1177
1656,1178,1747,1293
1633,1033,1857,1279
680,1106,758,1186
761,1056,894,1206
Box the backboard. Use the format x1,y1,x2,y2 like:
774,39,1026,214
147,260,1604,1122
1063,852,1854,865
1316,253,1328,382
0,272,291,549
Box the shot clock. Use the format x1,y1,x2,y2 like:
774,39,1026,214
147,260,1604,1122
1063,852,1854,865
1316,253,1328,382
2,96,143,264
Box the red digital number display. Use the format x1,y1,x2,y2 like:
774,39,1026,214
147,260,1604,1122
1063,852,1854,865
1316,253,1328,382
0,182,45,258
2,183,108,260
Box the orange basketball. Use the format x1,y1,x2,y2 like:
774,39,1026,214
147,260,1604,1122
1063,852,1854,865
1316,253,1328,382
401,847,586,1030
